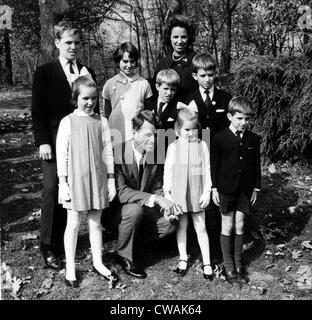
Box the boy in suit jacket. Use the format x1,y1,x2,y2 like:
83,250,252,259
185,52,232,142
144,69,180,162
185,53,232,265
31,21,99,270
211,96,261,284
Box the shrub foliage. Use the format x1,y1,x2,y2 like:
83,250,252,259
231,54,312,161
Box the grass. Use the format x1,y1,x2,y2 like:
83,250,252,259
1,88,312,302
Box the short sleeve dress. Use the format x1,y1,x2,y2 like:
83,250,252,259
102,72,153,143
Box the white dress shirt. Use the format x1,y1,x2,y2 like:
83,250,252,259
199,85,214,102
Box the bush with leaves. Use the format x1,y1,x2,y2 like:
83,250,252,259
231,54,312,161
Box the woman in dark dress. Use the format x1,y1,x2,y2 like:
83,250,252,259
151,14,198,102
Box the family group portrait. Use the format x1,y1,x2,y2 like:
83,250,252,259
1,0,312,303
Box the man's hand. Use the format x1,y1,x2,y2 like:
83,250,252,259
39,144,53,160
155,195,183,216
59,182,71,201
108,178,116,202
212,189,220,207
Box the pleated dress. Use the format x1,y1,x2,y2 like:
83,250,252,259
171,138,208,213
61,113,109,211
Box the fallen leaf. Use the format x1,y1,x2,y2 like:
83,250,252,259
268,163,277,174
288,206,296,214
164,283,173,289
276,244,286,251
21,233,38,240
285,266,292,272
291,249,302,260
301,241,312,250
265,264,275,270
1,262,12,290
11,276,22,295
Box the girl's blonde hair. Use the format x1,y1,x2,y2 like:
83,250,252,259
174,108,200,136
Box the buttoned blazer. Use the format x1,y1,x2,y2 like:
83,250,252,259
211,128,261,194
114,141,164,206
31,60,98,148
185,87,232,138
144,98,178,131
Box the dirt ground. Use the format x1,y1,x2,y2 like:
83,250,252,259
1,87,312,304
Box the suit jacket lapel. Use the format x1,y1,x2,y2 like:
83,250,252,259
55,60,72,91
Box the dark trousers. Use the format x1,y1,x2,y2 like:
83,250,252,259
40,159,67,253
103,202,176,262
205,202,223,264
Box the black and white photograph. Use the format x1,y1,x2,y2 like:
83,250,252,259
1,0,312,305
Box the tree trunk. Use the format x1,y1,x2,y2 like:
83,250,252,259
38,0,56,64
3,29,13,85
220,0,232,75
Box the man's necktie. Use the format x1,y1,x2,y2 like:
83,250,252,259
204,90,212,107
138,153,145,183
236,130,242,140
68,60,75,74
158,102,165,116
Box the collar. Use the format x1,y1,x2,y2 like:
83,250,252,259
132,141,145,166
199,85,214,98
229,124,245,136
157,98,167,107
59,56,77,69
116,71,140,84
73,108,94,116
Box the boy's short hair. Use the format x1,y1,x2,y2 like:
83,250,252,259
132,110,161,131
113,42,140,67
54,20,83,40
228,96,253,116
156,69,180,87
192,52,216,73
72,75,96,106
174,108,200,136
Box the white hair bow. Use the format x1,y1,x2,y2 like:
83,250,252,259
177,100,198,113
67,66,92,87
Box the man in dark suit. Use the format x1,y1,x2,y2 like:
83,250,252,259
211,96,261,284
31,20,98,270
113,110,181,278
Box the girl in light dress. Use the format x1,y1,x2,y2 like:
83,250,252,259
56,75,117,287
102,42,153,144
163,105,213,280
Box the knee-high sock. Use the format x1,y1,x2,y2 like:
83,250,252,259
88,210,111,277
234,234,244,269
220,234,234,272
64,210,82,280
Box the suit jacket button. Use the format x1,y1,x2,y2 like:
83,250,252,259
240,156,243,160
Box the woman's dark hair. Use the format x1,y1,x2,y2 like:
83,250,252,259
163,14,197,49
132,110,161,131
113,42,140,67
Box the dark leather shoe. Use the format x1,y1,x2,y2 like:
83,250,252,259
173,260,188,277
115,255,147,279
65,278,79,288
41,249,62,270
93,266,118,285
236,268,249,284
225,270,237,284
202,264,213,281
